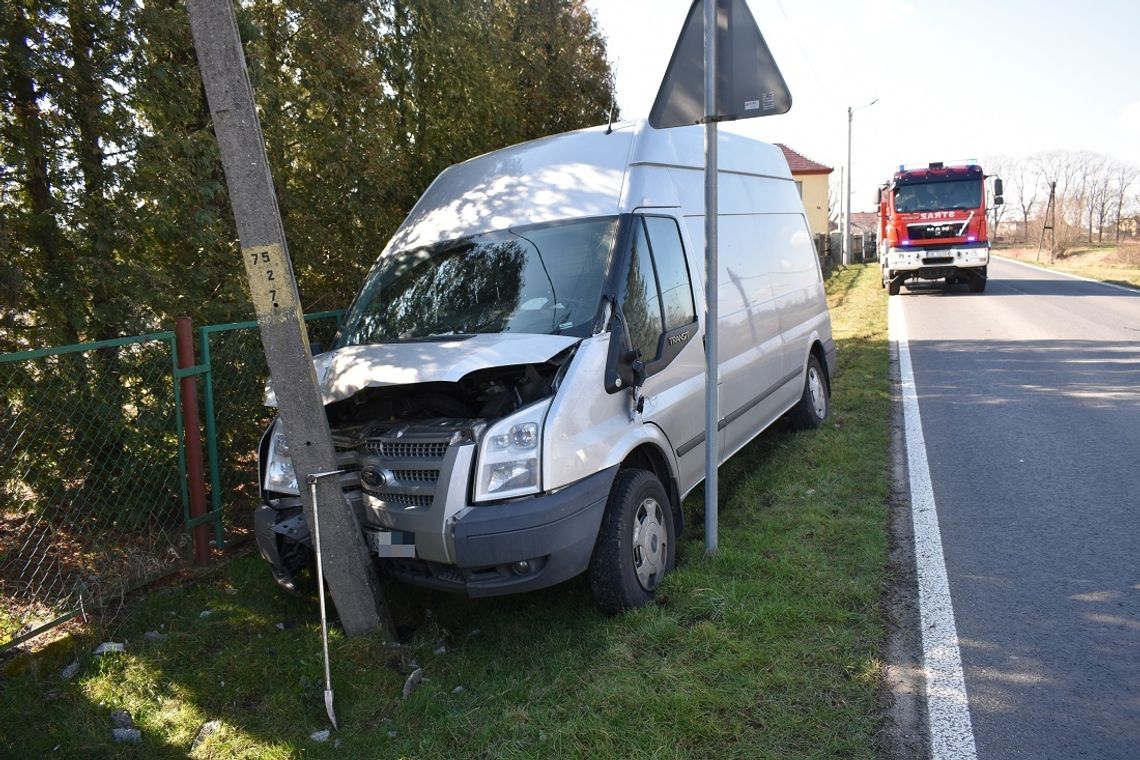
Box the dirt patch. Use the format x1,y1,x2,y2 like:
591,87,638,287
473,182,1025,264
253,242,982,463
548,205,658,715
877,335,931,759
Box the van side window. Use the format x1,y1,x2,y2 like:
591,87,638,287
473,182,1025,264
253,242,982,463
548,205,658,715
644,216,695,331
623,220,664,361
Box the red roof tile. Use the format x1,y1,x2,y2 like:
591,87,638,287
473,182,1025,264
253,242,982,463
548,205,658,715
850,212,877,230
775,144,833,175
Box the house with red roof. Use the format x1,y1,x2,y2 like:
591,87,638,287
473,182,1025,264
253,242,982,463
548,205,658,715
776,144,833,239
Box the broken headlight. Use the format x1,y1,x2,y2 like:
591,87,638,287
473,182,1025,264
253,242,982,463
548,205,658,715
474,399,550,502
262,421,299,495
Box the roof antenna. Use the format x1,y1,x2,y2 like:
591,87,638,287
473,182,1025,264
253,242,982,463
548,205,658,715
605,95,617,134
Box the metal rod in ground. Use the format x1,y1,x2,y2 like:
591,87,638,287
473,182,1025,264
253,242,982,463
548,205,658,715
309,471,341,729
175,316,212,564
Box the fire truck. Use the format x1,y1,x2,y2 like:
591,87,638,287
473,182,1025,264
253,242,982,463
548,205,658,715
877,162,1002,295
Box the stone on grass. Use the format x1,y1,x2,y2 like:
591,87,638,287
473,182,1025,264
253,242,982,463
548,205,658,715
112,728,141,743
92,642,124,655
191,720,222,751
310,729,331,743
60,660,80,680
143,630,165,642
401,667,424,699
110,710,135,729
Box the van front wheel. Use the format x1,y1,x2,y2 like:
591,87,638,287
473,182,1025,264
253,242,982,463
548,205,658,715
589,469,676,615
789,355,829,430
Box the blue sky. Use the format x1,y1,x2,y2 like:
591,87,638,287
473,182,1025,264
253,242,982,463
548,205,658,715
585,0,1140,212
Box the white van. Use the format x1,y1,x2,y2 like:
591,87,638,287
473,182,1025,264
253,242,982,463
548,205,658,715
254,119,836,613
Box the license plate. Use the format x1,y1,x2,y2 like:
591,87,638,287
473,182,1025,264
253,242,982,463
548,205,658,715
367,528,416,558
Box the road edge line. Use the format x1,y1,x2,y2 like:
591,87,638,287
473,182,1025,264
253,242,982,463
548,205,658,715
890,296,979,759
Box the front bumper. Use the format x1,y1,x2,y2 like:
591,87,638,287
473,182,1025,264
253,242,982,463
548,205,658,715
254,464,618,598
885,245,988,279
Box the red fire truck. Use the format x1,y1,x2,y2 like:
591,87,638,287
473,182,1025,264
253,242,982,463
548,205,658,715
877,162,1002,295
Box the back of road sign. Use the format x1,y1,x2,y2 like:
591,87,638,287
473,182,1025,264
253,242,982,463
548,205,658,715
649,0,792,128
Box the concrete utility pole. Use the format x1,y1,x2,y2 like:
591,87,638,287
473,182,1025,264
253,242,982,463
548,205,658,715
844,99,878,266
186,0,393,638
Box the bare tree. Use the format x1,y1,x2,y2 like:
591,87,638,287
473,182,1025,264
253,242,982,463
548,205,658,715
1112,162,1139,243
1008,158,1041,243
983,154,1011,240
1089,160,1117,243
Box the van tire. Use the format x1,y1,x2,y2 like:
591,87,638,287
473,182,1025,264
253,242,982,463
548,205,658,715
789,355,829,430
588,469,675,615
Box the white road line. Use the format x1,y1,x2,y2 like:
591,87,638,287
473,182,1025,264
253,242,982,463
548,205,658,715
890,296,979,760
994,255,1140,294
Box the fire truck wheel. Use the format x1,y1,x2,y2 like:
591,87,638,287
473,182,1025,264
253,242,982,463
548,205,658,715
888,277,901,296
970,274,987,293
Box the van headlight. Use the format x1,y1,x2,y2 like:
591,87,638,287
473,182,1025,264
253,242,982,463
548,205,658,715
474,400,551,502
262,422,299,495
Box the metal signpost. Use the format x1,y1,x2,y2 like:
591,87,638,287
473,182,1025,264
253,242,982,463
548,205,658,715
186,0,393,641
649,0,792,553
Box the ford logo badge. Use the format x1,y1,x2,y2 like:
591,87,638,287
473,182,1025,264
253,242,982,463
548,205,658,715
361,467,387,488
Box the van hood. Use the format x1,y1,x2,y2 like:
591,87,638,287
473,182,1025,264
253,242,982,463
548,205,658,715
266,333,579,406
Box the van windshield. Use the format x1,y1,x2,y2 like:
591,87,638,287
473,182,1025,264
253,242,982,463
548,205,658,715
338,217,618,344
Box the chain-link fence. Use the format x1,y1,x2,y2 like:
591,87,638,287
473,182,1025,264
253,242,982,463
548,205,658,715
200,312,342,543
0,312,342,649
0,332,189,648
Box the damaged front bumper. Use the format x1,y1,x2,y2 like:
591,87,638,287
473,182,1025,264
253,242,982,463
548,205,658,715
254,462,617,598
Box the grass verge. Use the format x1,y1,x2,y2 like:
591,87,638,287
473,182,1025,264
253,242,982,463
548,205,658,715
0,264,891,759
997,244,1140,289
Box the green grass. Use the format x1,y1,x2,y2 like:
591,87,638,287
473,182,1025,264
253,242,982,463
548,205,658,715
0,264,891,759
997,243,1140,289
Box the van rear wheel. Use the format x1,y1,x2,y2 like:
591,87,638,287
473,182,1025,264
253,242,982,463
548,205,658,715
588,469,675,615
789,354,829,430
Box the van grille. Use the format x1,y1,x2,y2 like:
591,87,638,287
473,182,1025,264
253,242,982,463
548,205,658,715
364,441,449,460
358,422,468,514
362,490,435,509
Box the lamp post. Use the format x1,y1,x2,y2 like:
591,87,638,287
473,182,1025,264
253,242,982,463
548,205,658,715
844,98,878,266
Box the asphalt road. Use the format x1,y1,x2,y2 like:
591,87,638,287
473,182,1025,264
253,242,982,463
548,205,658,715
898,257,1140,759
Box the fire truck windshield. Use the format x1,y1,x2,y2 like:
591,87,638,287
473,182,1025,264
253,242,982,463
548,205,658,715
894,180,982,213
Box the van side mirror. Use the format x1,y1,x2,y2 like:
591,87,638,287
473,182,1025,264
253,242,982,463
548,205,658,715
631,357,646,389
604,304,638,394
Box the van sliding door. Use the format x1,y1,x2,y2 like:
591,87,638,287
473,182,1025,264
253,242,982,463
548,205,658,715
714,215,787,460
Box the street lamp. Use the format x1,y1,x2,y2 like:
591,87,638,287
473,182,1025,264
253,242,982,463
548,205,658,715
844,98,878,266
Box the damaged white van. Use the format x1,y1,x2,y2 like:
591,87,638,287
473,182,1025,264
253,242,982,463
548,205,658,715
254,119,836,613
